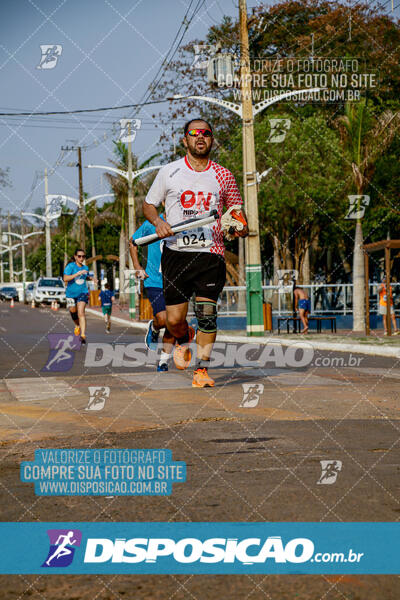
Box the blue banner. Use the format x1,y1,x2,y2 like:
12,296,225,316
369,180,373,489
20,449,186,496
0,522,398,574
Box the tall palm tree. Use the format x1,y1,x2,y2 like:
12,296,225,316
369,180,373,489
58,209,76,266
338,100,399,332
104,141,160,299
84,200,118,280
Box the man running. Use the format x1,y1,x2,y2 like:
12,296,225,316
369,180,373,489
99,282,115,333
294,286,310,333
130,212,175,371
142,118,248,387
63,248,95,344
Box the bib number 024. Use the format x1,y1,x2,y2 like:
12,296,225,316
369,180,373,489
177,229,212,248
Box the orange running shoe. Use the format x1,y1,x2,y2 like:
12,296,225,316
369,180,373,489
74,325,81,336
192,368,215,388
173,326,195,370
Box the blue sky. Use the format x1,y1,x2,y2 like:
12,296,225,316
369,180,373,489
0,0,252,216
0,0,397,217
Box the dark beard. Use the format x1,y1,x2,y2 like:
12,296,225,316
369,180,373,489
190,145,211,158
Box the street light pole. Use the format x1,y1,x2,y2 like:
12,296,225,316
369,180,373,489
20,212,26,300
44,168,52,277
0,219,3,283
77,146,85,250
239,0,263,335
3,227,43,297
7,213,13,282
87,163,162,318
126,121,136,318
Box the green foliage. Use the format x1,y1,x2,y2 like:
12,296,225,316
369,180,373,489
27,233,76,276
220,111,346,273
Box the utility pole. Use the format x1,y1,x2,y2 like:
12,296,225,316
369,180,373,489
77,146,85,250
0,220,3,283
62,144,85,250
127,121,135,263
127,121,136,318
8,212,13,282
20,212,26,300
239,0,264,335
44,168,52,277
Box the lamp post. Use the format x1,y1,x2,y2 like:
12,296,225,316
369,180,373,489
46,193,114,281
22,210,56,277
4,227,43,300
87,164,162,318
0,242,28,284
0,249,7,283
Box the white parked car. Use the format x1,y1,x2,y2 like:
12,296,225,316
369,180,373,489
33,277,67,307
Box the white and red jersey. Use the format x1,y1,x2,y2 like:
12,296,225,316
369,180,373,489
144,155,243,255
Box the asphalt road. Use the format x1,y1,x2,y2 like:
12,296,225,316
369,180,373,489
0,303,399,599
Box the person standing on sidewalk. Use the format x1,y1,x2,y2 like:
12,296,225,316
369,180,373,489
378,279,399,335
130,214,176,372
142,117,248,388
99,283,115,333
294,286,311,334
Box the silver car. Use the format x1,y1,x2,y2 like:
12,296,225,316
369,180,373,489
33,277,67,307
25,283,35,304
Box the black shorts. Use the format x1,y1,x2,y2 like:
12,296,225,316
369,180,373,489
161,246,226,305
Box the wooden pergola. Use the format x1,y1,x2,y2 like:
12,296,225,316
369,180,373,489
363,240,400,336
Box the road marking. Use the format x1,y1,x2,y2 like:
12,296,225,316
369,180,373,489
114,372,192,390
5,377,80,402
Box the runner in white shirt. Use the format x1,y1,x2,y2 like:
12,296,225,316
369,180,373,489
143,118,248,388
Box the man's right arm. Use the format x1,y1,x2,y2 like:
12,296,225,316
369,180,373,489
143,201,173,239
129,241,148,280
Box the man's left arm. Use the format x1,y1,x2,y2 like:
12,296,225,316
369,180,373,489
224,172,248,238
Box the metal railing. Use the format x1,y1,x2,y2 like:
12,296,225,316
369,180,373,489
187,283,400,317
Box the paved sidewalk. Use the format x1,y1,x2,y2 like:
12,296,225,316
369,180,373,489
86,307,400,358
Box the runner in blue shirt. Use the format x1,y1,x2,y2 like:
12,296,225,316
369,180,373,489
63,248,95,344
99,283,115,333
130,213,175,371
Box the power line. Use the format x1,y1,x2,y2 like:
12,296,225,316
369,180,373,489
130,0,207,117
0,97,190,117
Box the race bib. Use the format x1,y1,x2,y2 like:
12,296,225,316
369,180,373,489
67,298,75,308
177,227,213,249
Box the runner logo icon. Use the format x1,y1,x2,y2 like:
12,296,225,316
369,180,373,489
42,333,81,372
317,460,343,485
42,529,82,567
86,386,110,411
240,383,264,407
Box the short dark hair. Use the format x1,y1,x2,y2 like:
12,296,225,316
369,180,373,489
105,282,110,289
74,248,85,256
183,118,213,136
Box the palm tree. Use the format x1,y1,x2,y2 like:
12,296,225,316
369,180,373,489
338,100,400,332
84,200,118,280
104,142,160,299
58,209,76,266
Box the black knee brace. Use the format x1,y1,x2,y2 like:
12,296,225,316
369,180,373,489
70,310,79,323
194,300,218,333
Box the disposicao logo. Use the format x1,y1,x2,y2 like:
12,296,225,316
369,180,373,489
83,536,314,565
42,529,82,567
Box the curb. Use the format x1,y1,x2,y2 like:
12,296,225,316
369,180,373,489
86,308,148,331
86,309,400,358
217,333,400,359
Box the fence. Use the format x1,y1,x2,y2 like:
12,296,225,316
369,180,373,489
186,283,400,317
